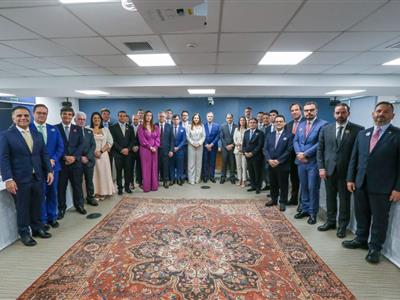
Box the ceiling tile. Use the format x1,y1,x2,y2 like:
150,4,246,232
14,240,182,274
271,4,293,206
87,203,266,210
342,52,400,65
222,0,302,32
180,65,216,74
0,44,31,58
218,52,264,65
269,32,340,51
321,32,400,51
85,55,136,67
71,67,113,75
372,36,400,51
300,51,358,65
351,1,400,31
11,69,47,77
162,34,218,53
323,65,373,74
286,0,385,32
146,67,181,74
5,57,62,68
172,53,217,65
45,56,98,67
0,70,19,77
53,37,120,55
0,1,59,8
68,3,153,36
0,6,96,38
219,33,277,52
216,65,254,74
107,67,147,75
0,16,39,40
2,39,75,56
252,65,290,74
359,65,400,74
286,64,332,74
106,35,167,54
39,68,81,76
0,60,26,70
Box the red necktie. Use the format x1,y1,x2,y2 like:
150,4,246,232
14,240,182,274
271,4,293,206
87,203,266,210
305,121,311,137
292,121,298,134
369,127,381,152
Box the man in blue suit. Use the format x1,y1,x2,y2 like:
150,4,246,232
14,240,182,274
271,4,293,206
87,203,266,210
170,114,187,185
264,115,293,211
0,106,53,246
31,104,64,230
293,101,328,224
56,107,86,219
344,102,400,264
156,111,174,188
202,112,220,183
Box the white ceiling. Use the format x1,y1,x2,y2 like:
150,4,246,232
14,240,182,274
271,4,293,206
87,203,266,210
0,0,399,98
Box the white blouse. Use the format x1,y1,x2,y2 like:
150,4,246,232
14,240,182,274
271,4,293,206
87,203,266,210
233,127,247,154
186,125,205,146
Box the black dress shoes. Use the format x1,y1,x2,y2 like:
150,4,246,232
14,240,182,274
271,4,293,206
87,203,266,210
203,178,208,183
118,190,123,195
76,206,87,215
210,178,216,183
170,181,175,186
247,188,256,192
163,182,169,189
287,197,298,206
336,227,346,238
87,198,99,206
32,229,52,239
49,220,60,228
178,180,183,186
265,200,277,207
21,235,37,247
255,189,260,194
294,211,309,219
307,216,317,225
365,249,380,264
317,222,336,231
57,209,66,220
279,203,286,212
230,178,236,184
43,224,51,231
220,178,225,184
125,188,133,194
342,238,369,250
296,204,302,213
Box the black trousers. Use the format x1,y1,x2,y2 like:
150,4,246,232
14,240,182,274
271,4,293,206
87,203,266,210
324,170,351,229
269,166,289,204
83,164,95,200
158,151,170,182
132,153,142,185
13,176,43,237
247,156,262,190
289,156,300,201
355,181,392,251
114,152,133,191
58,166,84,210
183,145,188,180
221,148,235,179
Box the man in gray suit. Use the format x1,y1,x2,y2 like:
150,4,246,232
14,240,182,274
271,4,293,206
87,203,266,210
317,103,363,238
220,113,238,184
75,112,98,206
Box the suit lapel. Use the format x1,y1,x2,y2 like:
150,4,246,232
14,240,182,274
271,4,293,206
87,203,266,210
13,127,32,154
370,125,392,155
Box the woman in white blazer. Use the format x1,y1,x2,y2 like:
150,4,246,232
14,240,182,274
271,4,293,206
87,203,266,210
186,113,205,184
233,116,248,188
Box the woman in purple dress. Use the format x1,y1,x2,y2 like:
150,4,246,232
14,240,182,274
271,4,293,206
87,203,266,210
138,111,160,192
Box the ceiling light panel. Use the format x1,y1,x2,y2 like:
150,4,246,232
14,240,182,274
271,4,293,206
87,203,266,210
325,90,366,95
187,89,215,95
383,58,400,65
258,52,312,65
75,90,109,95
127,54,176,67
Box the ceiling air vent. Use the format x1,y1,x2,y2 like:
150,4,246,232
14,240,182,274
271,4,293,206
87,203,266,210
124,42,153,51
385,41,400,49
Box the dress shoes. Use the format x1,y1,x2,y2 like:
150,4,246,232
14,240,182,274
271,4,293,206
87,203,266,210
255,189,260,194
57,209,66,220
87,198,99,206
21,235,37,247
296,204,302,213
32,229,52,239
203,178,208,183
230,178,236,184
365,250,380,264
287,197,298,206
317,222,336,232
342,238,369,250
125,188,133,194
76,206,87,215
118,190,123,195
163,182,169,189
49,220,60,228
294,211,309,219
279,203,286,212
210,178,216,183
43,224,51,231
220,178,225,184
247,188,256,192
170,181,175,186
265,199,277,207
307,216,317,225
178,180,183,186
336,228,347,239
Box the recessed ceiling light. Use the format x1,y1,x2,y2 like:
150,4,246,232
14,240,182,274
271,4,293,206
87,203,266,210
0,93,16,97
258,52,313,65
382,57,400,65
325,90,366,95
127,53,176,67
59,0,114,4
187,89,215,95
75,90,110,95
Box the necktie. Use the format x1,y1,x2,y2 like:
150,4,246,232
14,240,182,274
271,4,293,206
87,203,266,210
37,124,47,144
250,130,254,140
82,127,85,137
174,126,177,137
275,132,281,148
369,127,381,153
292,121,298,134
64,125,70,141
22,130,33,152
208,123,212,133
103,122,108,128
121,124,125,137
336,125,344,147
160,124,164,146
305,121,311,137
229,124,232,134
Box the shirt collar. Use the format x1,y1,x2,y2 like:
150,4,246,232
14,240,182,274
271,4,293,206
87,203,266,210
336,121,348,129
16,126,29,133
34,121,46,128
374,123,391,133
118,122,125,126
62,122,71,127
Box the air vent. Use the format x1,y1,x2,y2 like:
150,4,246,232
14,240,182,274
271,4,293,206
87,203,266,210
124,42,153,51
385,41,400,49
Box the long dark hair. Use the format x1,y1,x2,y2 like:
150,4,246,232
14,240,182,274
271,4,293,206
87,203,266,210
238,116,247,130
143,110,155,131
191,113,202,130
90,112,104,129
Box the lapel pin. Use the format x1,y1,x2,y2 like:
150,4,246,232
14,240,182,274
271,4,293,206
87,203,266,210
366,132,371,136
345,130,350,134
51,128,55,132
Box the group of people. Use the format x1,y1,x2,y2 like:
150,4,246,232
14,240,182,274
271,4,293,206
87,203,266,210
1,101,399,265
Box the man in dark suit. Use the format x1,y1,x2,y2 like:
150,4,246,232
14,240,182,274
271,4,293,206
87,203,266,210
180,110,190,181
264,115,293,211
219,113,237,184
344,102,400,264
317,103,364,238
75,112,98,207
203,112,220,183
243,118,264,194
170,114,187,185
110,110,136,195
293,102,328,225
56,107,86,218
156,111,174,188
285,103,303,208
131,114,141,188
31,104,64,229
261,112,271,190
0,106,53,246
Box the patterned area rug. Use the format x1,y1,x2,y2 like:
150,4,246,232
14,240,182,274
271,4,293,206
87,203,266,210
18,198,354,300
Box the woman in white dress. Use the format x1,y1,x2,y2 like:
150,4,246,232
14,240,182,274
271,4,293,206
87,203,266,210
233,116,248,188
90,112,115,200
186,113,205,184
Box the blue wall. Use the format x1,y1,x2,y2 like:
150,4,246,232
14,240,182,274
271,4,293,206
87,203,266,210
79,97,334,124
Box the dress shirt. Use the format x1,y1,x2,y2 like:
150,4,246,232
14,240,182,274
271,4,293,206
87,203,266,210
34,121,47,144
335,121,348,140
373,123,391,140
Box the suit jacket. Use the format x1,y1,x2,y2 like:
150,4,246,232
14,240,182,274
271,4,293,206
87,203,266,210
30,123,64,172
347,125,400,194
156,122,174,154
242,128,264,159
204,122,220,147
130,125,140,158
220,123,238,149
0,126,52,184
293,118,328,164
317,122,364,177
263,129,293,171
56,123,84,169
81,127,96,168
286,118,305,162
172,124,187,156
109,123,136,157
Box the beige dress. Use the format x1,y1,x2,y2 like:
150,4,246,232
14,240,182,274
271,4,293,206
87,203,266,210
93,129,115,196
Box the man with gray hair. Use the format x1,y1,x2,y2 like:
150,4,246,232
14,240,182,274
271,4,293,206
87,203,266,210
75,111,98,206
